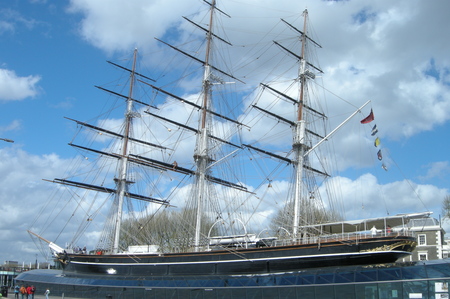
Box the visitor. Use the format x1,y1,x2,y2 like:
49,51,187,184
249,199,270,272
30,285,35,299
14,285,19,299
19,285,26,299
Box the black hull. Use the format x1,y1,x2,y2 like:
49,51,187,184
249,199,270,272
60,236,416,277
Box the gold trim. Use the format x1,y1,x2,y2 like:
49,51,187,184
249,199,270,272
361,240,417,253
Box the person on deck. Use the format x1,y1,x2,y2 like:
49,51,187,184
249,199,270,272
371,226,377,237
386,225,392,235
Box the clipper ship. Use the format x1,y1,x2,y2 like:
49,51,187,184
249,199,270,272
29,1,424,278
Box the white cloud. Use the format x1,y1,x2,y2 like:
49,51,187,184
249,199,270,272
0,148,70,262
0,20,14,34
0,8,39,33
0,68,41,101
328,174,448,221
67,0,200,55
420,162,450,181
0,120,22,133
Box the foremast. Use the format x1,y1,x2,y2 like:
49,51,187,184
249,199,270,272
111,49,139,253
292,9,311,240
193,0,216,252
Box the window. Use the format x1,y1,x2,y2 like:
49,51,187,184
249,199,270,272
419,252,428,261
418,234,427,246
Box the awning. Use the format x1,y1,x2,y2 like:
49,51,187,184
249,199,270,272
302,211,433,234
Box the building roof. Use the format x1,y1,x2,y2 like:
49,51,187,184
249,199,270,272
407,217,440,228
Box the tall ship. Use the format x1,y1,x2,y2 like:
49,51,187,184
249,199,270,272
29,1,426,278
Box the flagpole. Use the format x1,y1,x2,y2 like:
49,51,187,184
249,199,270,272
303,100,371,157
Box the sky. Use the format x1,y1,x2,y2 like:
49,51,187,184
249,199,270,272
0,0,449,265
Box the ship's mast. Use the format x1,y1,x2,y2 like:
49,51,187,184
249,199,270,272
292,9,309,240
193,0,216,251
112,48,138,253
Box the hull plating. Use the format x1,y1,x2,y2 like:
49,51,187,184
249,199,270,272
60,236,416,276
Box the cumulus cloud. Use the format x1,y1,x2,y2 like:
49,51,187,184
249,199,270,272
0,68,41,101
67,0,200,55
329,174,448,221
0,148,70,262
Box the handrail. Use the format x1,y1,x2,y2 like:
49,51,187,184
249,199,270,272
273,230,415,247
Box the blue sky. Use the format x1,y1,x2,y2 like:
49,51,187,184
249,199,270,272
1,1,113,157
0,0,449,264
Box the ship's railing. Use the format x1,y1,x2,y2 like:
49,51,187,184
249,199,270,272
272,229,415,247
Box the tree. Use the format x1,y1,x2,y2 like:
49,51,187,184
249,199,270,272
119,208,218,253
441,195,450,220
269,200,341,239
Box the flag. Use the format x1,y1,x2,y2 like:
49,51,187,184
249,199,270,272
374,137,380,147
361,109,374,124
377,149,382,160
382,164,388,171
371,124,378,136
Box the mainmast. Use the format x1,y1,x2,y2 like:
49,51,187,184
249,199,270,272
112,48,138,253
141,0,237,251
193,0,216,251
292,9,310,240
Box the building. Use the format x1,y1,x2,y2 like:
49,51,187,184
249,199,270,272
0,262,51,289
400,217,447,262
